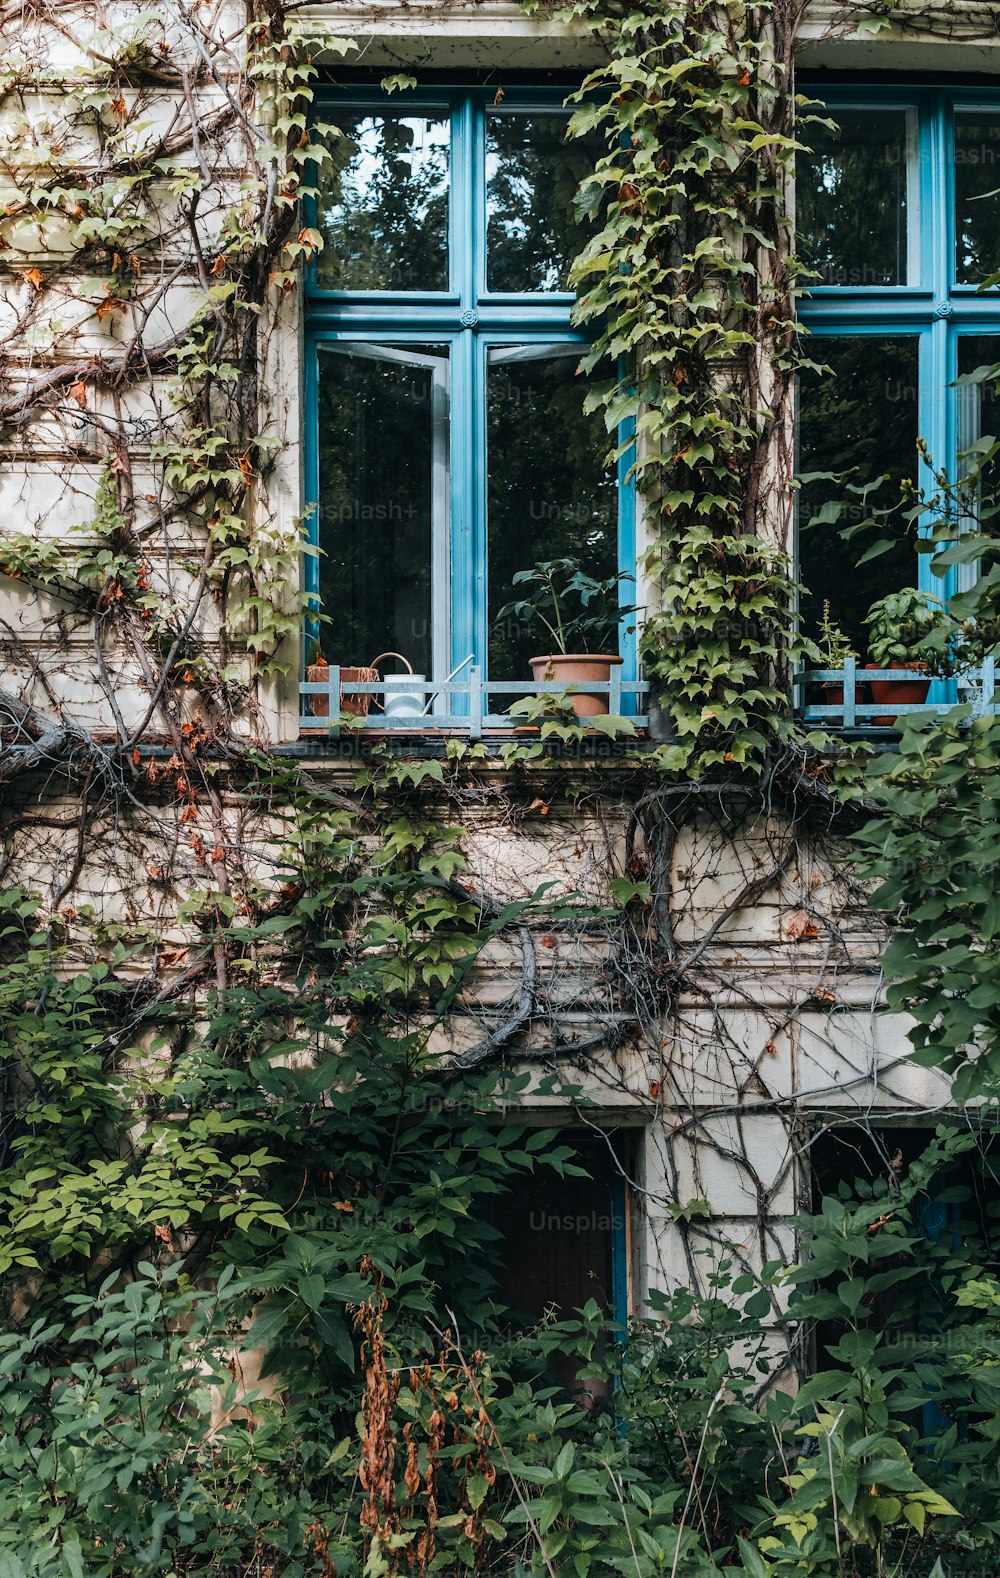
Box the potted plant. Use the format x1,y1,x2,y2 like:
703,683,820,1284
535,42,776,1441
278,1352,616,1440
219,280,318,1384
863,588,956,724
814,600,858,718
304,640,379,720
496,558,638,719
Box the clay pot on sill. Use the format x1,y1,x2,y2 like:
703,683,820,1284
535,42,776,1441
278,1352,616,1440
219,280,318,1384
813,679,869,727
305,660,378,719
863,661,931,727
528,653,623,719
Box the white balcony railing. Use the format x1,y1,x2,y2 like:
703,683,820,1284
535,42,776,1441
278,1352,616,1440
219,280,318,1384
794,656,998,728
299,665,650,738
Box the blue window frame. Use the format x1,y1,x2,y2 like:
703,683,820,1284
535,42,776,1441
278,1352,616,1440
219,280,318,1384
303,87,637,725
796,86,1000,716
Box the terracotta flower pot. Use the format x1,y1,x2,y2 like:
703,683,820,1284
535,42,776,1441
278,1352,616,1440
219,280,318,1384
528,654,623,719
305,662,376,718
813,679,870,726
864,661,930,727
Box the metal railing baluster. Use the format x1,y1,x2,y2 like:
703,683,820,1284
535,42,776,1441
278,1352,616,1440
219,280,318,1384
608,665,621,716
328,665,340,740
843,655,856,730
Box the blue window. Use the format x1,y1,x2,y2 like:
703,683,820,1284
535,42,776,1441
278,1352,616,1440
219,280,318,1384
796,88,1000,719
303,88,637,726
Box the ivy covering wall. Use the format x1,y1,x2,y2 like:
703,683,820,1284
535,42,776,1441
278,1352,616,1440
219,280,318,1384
0,0,999,1573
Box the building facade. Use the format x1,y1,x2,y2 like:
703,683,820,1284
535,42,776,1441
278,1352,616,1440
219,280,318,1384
1,0,998,1385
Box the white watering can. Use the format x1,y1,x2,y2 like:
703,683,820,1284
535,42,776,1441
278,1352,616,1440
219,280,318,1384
370,652,426,717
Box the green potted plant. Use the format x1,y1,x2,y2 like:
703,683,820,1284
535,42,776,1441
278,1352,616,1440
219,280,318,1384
814,599,858,717
496,558,638,718
863,588,956,723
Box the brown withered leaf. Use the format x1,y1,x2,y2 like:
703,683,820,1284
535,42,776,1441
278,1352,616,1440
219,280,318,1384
784,908,818,941
67,379,87,410
21,267,43,290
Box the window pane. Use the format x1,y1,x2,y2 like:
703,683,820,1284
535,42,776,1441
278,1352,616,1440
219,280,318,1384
487,349,618,679
493,1135,617,1316
315,113,449,291
492,1133,620,1402
317,345,447,678
956,337,1000,586
796,110,909,287
798,338,919,654
957,336,1000,453
955,115,1000,285
486,113,599,293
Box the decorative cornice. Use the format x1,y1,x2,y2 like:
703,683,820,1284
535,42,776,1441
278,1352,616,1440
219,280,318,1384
297,0,607,66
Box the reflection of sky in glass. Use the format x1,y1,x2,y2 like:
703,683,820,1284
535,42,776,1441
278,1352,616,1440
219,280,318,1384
324,116,449,228
486,113,575,293
317,111,450,290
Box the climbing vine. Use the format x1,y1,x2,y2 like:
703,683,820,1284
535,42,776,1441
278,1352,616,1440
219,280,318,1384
0,0,999,1574
552,0,814,773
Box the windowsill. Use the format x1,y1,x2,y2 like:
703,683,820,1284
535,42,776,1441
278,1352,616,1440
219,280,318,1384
798,286,935,299
283,731,653,760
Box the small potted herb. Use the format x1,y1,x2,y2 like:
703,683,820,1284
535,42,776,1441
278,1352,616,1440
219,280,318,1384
815,600,857,716
496,558,638,718
863,588,956,723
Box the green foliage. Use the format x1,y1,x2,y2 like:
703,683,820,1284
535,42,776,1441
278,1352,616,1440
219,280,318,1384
0,1264,308,1577
5,2,1000,1576
855,708,1000,1102
495,558,637,656
863,588,957,671
552,0,812,774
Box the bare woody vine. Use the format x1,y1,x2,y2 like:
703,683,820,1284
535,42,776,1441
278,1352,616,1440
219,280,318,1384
1,0,1000,1574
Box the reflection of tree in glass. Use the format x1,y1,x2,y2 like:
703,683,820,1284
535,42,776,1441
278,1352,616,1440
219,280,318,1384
798,338,918,652
318,352,435,674
316,115,449,291
487,355,617,677
796,112,907,288
955,117,1000,285
486,115,603,293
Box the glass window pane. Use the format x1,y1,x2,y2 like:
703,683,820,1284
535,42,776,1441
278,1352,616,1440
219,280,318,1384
317,345,447,678
315,113,449,291
487,348,618,679
796,110,909,287
798,337,919,654
485,113,601,293
956,336,1000,587
955,114,1000,285
491,1132,619,1405
957,336,1000,454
